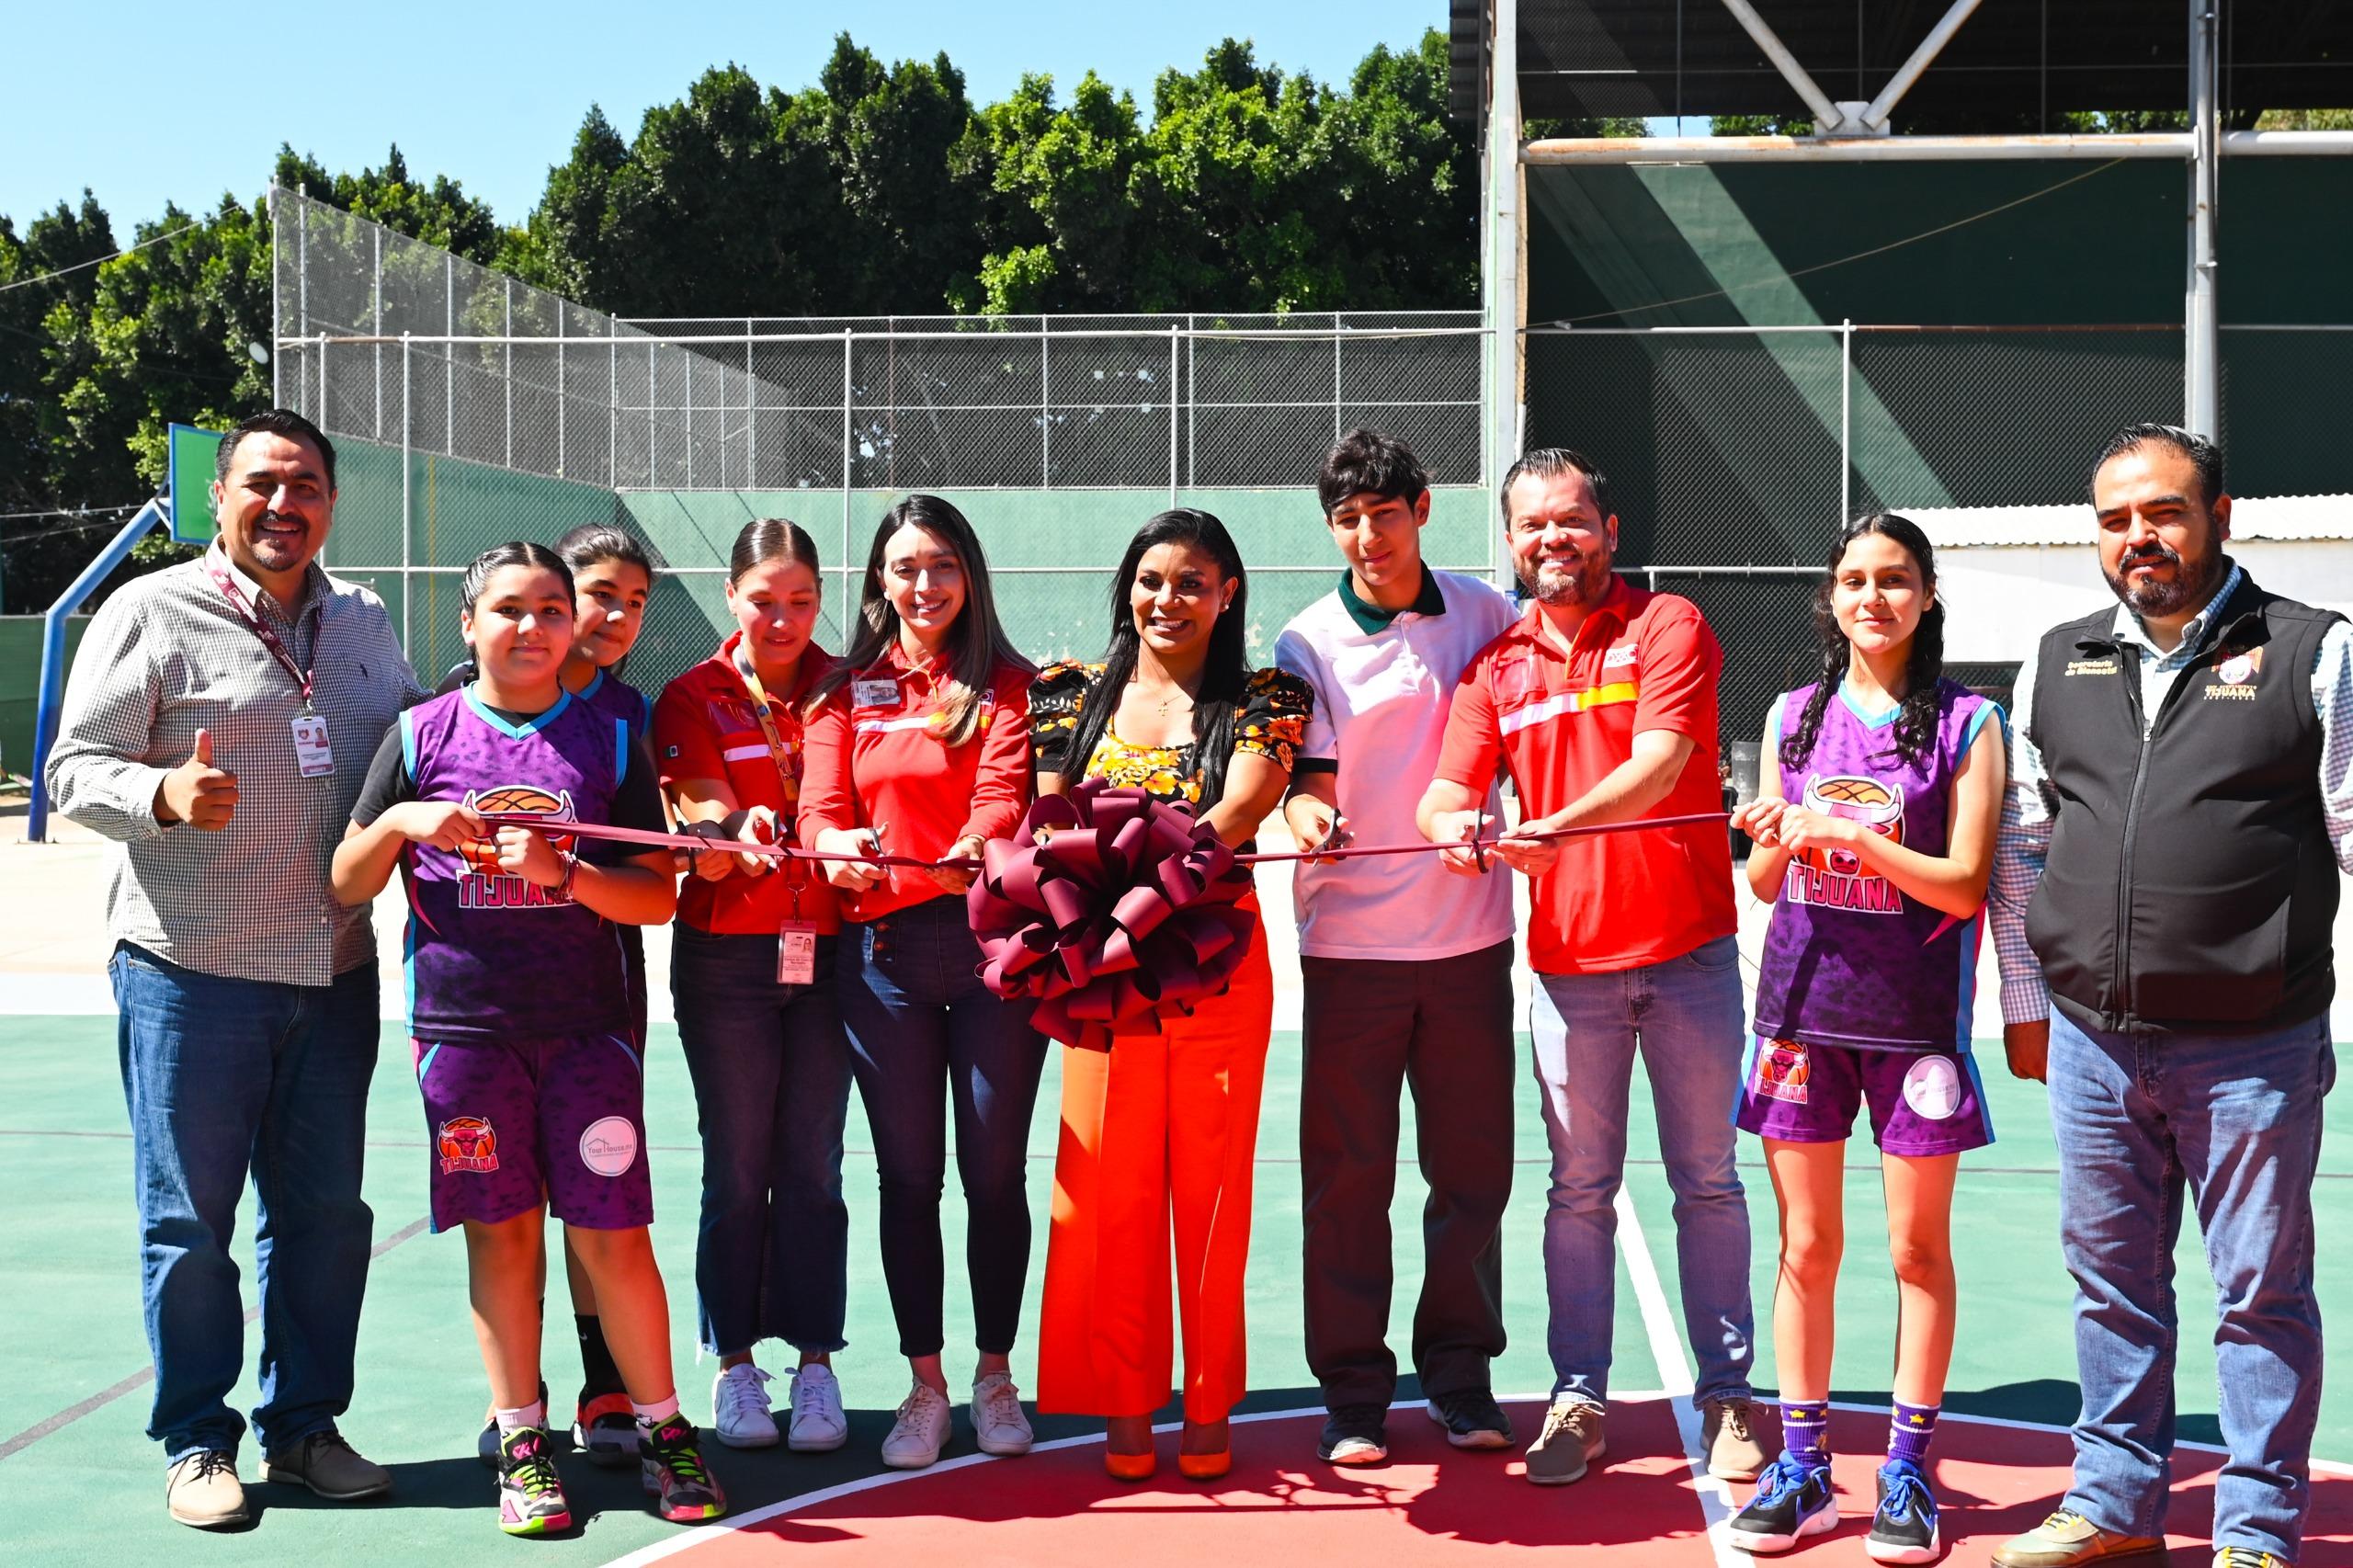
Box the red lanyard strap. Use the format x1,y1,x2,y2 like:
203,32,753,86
205,548,317,707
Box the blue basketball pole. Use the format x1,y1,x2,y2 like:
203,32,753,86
27,500,166,843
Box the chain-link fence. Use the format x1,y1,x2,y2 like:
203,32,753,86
268,189,1496,699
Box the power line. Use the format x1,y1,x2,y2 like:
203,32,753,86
0,501,144,522
0,221,199,294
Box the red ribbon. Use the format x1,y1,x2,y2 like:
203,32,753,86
965,778,1256,1051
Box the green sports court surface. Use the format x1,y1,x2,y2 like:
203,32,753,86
6,1018,2351,1565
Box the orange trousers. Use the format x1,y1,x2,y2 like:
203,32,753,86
1036,911,1272,1423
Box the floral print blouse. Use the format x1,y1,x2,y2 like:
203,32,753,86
1029,660,1313,806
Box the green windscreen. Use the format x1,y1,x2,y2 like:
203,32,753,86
165,424,222,542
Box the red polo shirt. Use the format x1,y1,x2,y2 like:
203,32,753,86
653,633,843,936
1434,575,1734,975
796,646,1032,923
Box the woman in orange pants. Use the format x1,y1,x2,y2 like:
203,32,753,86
1029,508,1311,1481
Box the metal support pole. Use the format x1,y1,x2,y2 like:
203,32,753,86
269,186,282,408
1186,313,1196,486
1839,319,1853,524
842,329,855,624
1168,324,1181,506
1333,312,1344,441
745,317,757,489
372,226,383,440
503,281,514,470
402,335,413,655
1484,0,1524,510
28,502,166,843
1718,0,1843,131
2186,0,2221,436
444,254,455,458
685,344,695,488
556,305,567,477
1862,0,1984,130
318,332,328,432
608,321,618,486
1040,315,1051,487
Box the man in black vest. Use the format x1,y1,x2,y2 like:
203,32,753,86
1989,424,2348,1568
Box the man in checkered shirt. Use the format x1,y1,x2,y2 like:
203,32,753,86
1988,423,2353,1568
47,409,425,1529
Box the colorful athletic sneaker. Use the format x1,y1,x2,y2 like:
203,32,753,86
1728,1453,1840,1554
574,1387,640,1468
640,1416,727,1524
496,1426,572,1537
1866,1459,1941,1564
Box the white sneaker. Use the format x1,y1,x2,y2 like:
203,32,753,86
711,1363,779,1449
880,1382,951,1470
970,1370,1034,1457
787,1363,849,1453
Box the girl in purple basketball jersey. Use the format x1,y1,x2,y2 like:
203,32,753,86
333,542,727,1537
1726,515,2007,1565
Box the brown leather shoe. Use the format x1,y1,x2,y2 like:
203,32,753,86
165,1449,249,1529
1701,1395,1769,1482
1992,1509,2168,1567
258,1429,392,1501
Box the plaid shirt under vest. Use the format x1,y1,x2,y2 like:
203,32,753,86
46,548,426,985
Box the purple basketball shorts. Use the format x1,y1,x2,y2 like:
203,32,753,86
413,1032,654,1233
1733,1035,1994,1155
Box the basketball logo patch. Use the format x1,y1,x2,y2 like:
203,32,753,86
1755,1039,1811,1104
1902,1055,1964,1121
579,1116,639,1177
438,1116,499,1175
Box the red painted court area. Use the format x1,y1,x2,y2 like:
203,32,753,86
608,1401,2353,1567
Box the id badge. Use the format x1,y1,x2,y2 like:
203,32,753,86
777,922,820,986
290,712,335,778
851,677,901,710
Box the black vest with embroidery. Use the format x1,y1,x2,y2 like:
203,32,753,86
2024,571,2343,1034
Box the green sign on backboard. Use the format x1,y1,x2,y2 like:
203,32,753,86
165,423,222,542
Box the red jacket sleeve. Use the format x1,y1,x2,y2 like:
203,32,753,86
959,666,1034,843
1432,654,1505,797
653,671,725,790
795,690,858,846
1632,599,1722,743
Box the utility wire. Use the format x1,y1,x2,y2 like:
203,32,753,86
0,222,199,293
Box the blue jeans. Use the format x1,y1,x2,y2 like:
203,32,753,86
1530,935,1755,1406
2048,1007,2335,1557
109,941,380,1463
838,896,1047,1358
672,926,855,1358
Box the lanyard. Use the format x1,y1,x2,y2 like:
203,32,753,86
205,547,319,709
733,651,801,804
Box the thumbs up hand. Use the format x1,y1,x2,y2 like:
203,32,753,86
154,728,241,830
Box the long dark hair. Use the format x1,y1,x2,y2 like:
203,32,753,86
554,522,658,680
1781,513,1947,774
1063,508,1253,810
810,494,1029,745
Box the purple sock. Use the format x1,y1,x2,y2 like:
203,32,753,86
1780,1400,1829,1470
1888,1402,1938,1467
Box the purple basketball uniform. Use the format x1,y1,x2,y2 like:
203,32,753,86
1739,678,2002,1154
415,1031,652,1233
398,686,634,1043
577,668,653,1043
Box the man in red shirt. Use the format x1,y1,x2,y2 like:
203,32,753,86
1417,447,1764,1488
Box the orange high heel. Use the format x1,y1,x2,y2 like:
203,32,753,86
1105,1449,1157,1482
1176,1449,1231,1481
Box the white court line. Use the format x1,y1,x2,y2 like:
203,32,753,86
1613,1185,1750,1568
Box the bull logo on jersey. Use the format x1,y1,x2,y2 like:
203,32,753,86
454,786,578,908
438,1116,500,1174
1787,774,1905,915
1754,1040,1810,1105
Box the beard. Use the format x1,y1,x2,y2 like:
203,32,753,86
2103,539,2224,619
1518,550,1610,607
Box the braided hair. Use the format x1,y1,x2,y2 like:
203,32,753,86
1779,513,1947,775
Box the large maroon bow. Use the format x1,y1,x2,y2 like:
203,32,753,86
968,778,1258,1051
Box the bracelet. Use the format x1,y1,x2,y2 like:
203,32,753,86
555,847,580,901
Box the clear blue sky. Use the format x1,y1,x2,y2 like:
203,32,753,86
4,0,1460,233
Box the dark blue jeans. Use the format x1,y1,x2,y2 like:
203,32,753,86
672,926,855,1358
2049,1007,2335,1558
108,941,379,1463
838,895,1047,1358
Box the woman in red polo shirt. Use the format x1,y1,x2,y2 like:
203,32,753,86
797,494,1040,1472
652,518,856,1458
